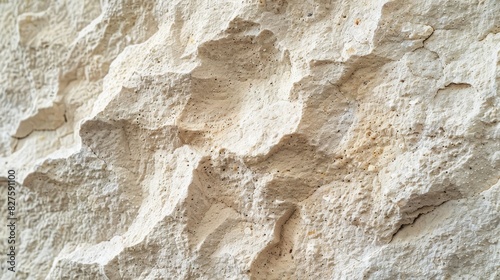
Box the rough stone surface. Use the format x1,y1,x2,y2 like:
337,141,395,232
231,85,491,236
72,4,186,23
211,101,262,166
1,0,499,279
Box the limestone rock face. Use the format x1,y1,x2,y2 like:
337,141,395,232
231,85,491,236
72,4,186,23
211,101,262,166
1,0,499,279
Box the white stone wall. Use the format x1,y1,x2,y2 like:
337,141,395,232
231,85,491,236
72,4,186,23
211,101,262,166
0,0,499,279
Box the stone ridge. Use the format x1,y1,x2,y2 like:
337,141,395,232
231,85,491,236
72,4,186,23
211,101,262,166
0,0,499,279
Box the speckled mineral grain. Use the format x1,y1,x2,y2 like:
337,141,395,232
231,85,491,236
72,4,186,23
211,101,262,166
0,0,499,279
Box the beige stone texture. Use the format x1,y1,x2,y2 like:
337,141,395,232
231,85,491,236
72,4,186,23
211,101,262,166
0,0,499,279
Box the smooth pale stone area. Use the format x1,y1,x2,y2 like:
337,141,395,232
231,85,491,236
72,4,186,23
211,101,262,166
0,0,499,279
